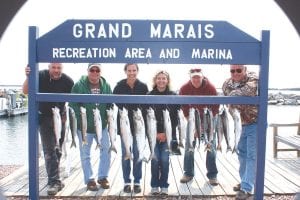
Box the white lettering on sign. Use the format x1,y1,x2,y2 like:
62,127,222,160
150,23,214,39
124,48,152,58
159,48,180,58
52,48,116,58
73,23,132,39
191,48,232,59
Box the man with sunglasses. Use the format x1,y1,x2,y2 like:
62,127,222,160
222,64,258,200
179,67,220,186
69,63,112,191
22,63,74,195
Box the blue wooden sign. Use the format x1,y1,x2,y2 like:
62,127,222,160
37,20,260,64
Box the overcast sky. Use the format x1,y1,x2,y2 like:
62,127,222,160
0,0,299,89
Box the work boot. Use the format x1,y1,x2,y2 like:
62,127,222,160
87,180,98,191
180,175,193,183
208,178,219,186
233,183,241,191
47,182,65,195
98,178,110,189
236,190,251,200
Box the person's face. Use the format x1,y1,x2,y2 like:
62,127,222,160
190,75,203,88
88,66,101,83
125,64,138,81
155,72,169,91
48,63,63,80
230,65,246,82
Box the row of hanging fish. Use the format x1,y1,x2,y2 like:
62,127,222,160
176,105,242,154
52,103,242,168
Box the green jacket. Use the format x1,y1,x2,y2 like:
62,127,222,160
69,75,112,133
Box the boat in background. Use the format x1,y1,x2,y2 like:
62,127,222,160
0,89,27,117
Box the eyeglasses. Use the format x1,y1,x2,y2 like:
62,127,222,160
190,68,201,73
230,69,242,74
89,69,100,73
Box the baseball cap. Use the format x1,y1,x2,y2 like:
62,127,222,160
88,63,101,70
189,68,203,77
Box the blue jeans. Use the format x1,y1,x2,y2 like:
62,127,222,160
39,115,63,186
238,123,257,193
183,119,218,179
151,141,169,188
77,128,111,184
121,135,142,185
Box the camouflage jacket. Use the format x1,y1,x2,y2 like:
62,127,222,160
222,71,258,125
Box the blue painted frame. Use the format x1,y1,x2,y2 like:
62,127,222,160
28,20,269,200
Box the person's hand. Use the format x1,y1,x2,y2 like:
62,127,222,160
157,133,167,142
25,65,30,77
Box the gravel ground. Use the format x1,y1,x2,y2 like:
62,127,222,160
0,165,298,200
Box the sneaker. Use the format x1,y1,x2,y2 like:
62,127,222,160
151,187,159,195
233,183,241,191
236,190,251,200
97,178,110,189
123,185,131,193
180,175,193,183
209,178,219,186
47,182,65,195
133,184,141,193
160,187,168,196
87,180,98,191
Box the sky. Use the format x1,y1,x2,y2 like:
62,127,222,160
0,0,299,90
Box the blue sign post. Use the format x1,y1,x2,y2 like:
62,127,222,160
28,20,269,199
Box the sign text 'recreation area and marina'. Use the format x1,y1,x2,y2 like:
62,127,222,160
37,20,260,64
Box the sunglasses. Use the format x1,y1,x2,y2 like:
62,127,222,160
89,69,100,73
230,69,243,74
190,68,201,73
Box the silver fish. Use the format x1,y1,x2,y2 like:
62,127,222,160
52,106,62,147
133,108,148,162
107,105,118,153
177,109,187,148
93,107,102,149
80,106,88,146
203,107,214,152
231,108,242,154
119,107,133,160
194,108,202,148
186,107,195,152
146,107,157,161
163,109,172,152
218,106,232,152
69,107,77,148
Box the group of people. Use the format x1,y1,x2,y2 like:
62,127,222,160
22,63,258,200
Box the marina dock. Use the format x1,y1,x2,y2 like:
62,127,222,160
0,134,299,199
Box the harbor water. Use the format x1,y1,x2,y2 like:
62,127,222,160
0,105,299,165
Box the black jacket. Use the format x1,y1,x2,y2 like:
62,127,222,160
113,79,148,134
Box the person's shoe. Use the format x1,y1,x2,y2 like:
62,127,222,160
208,178,219,186
151,187,159,195
160,187,168,196
123,185,131,193
133,184,141,193
87,180,98,191
47,182,65,195
233,183,241,191
97,178,110,189
180,175,193,183
236,190,251,200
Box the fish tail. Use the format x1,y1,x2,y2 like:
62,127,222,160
70,141,76,148
109,146,117,154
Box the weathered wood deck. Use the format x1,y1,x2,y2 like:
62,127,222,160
1,134,300,199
